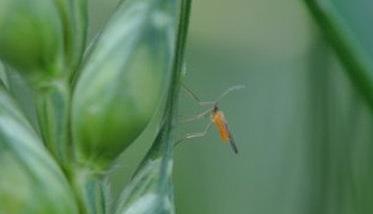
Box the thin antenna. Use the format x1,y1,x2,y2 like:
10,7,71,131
182,83,245,106
181,82,201,102
181,83,215,105
215,85,245,104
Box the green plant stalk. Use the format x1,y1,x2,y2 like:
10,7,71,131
303,0,373,110
53,0,88,73
156,0,192,135
130,0,193,208
114,0,192,213
142,0,192,191
73,168,106,214
34,78,72,171
33,80,97,213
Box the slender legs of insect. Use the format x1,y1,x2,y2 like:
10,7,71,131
181,83,215,106
185,121,213,139
180,108,213,123
177,83,245,148
174,121,213,147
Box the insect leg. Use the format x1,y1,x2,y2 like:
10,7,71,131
228,135,239,154
179,108,213,123
174,121,213,147
184,121,213,139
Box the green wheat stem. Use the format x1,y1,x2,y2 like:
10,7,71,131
303,0,373,110
72,168,106,214
159,0,192,160
156,0,192,203
166,0,192,126
114,1,192,213
33,76,92,212
34,77,72,169
132,0,192,194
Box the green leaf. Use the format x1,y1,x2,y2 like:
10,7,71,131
0,88,79,214
0,62,9,89
2,65,40,132
303,0,373,109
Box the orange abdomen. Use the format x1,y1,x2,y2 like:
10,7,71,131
212,111,230,142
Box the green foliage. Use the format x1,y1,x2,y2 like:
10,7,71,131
53,0,88,72
0,0,64,77
302,1,373,214
304,0,373,109
0,0,190,213
72,0,177,169
0,88,78,214
113,0,191,212
114,132,175,214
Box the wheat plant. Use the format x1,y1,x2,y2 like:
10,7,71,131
0,0,191,213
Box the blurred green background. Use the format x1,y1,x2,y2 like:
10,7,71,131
90,0,373,214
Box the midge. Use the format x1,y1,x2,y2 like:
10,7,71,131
181,83,245,154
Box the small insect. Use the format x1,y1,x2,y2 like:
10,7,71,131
181,83,244,154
